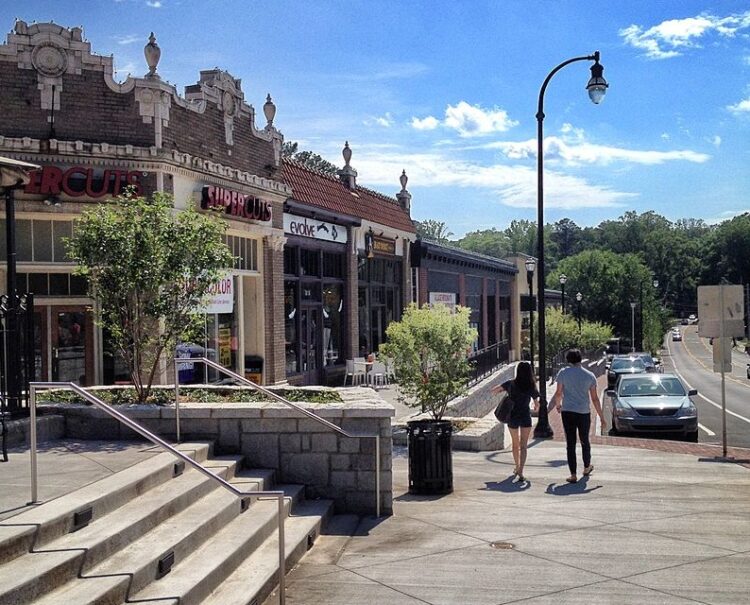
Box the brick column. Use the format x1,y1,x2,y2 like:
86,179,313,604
402,238,412,310
458,273,466,306
418,267,428,307
495,279,501,344
481,277,488,348
263,234,286,384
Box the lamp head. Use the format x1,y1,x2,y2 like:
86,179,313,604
653,279,659,288
576,292,583,302
559,273,567,285
525,257,536,274
586,52,608,105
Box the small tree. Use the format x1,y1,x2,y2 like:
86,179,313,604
67,191,234,403
379,304,477,420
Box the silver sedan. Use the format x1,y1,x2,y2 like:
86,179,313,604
607,373,699,442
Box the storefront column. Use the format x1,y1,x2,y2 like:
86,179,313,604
458,272,466,306
346,229,359,361
481,277,488,347
402,238,411,310
418,267,428,307
264,234,286,384
495,279,501,345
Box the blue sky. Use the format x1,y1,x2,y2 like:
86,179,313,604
4,1,750,236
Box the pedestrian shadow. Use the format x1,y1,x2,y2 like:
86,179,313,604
545,476,602,496
480,475,531,493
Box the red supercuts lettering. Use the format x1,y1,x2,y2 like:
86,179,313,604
24,166,142,197
200,186,272,223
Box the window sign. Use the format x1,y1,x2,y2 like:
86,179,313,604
202,276,234,314
284,214,347,243
429,292,456,311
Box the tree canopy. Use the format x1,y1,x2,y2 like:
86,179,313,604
282,140,340,175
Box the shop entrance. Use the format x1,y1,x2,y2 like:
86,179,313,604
300,306,321,384
33,305,95,385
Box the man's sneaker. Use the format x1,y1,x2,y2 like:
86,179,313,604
583,465,594,476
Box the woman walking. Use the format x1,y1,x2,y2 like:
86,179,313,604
550,349,606,483
492,361,539,482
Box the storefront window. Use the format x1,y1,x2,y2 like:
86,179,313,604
285,281,298,373
358,255,403,357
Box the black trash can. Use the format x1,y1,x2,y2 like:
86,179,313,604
244,355,263,384
406,419,453,494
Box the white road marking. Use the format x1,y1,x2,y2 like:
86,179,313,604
668,340,750,426
698,423,716,436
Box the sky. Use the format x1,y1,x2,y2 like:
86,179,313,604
3,1,750,237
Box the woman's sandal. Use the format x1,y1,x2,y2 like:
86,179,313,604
566,475,578,484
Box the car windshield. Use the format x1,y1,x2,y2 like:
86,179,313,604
638,355,654,365
618,376,686,397
611,358,646,371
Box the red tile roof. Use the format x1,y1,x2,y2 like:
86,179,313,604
281,158,416,233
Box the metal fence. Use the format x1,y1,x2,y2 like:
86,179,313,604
0,293,35,414
547,345,607,381
467,341,509,386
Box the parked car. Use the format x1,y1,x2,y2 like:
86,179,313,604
672,330,682,342
607,355,647,388
632,352,660,373
688,314,697,324
607,373,698,441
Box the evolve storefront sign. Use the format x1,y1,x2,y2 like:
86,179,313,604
24,165,143,197
283,213,348,243
201,185,272,224
429,292,456,311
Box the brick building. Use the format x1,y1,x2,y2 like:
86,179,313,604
0,21,289,386
281,147,416,385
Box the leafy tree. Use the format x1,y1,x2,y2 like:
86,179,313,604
456,228,510,258
700,213,750,285
415,219,454,243
505,219,537,256
550,218,583,259
542,307,613,360
379,304,477,420
282,140,339,175
67,192,234,403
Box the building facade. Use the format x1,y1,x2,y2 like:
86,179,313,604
411,239,518,360
0,21,289,386
281,149,416,385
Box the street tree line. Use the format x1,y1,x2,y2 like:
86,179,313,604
416,211,750,350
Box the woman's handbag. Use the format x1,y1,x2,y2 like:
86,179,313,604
494,390,513,423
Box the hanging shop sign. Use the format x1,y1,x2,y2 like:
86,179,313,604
201,185,272,224
203,275,234,314
364,230,396,257
283,213,347,243
24,165,143,197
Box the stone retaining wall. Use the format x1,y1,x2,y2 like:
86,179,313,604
2,415,65,448
40,387,393,516
446,363,517,418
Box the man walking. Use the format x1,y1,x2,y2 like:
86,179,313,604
550,349,606,483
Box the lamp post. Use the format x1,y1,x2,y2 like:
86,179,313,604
576,292,583,333
630,301,637,353
525,257,536,370
559,273,567,314
533,52,608,440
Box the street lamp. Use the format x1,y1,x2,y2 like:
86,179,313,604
630,301,637,353
576,292,583,333
534,51,608,440
525,257,536,370
559,273,567,314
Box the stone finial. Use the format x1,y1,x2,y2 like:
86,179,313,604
263,93,276,126
144,32,161,78
337,141,357,189
396,169,412,211
399,169,408,191
342,141,352,166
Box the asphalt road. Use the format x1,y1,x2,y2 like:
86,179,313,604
661,325,750,449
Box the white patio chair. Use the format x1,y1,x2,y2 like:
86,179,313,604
344,359,366,386
368,361,388,388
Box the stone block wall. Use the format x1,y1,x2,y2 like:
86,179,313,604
447,363,517,418
41,387,393,515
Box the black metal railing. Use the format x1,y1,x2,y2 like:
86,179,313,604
0,292,35,414
547,345,607,381
467,341,509,386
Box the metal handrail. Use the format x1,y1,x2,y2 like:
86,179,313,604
28,381,288,605
174,357,381,518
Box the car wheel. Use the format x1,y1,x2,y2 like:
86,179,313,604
685,430,699,443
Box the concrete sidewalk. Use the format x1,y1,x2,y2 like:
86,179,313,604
280,439,750,604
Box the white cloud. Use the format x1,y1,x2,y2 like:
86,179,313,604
706,209,750,224
351,149,634,210
115,34,140,45
727,97,750,113
113,61,137,81
710,135,722,147
444,101,518,137
146,0,162,7
661,133,671,141
410,101,518,137
410,116,440,130
477,124,711,166
374,113,394,127
620,11,750,59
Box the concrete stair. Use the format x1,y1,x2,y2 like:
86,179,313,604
0,442,333,605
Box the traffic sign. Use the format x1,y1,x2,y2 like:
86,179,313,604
697,285,745,338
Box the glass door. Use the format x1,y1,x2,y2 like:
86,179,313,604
50,307,93,385
300,307,321,384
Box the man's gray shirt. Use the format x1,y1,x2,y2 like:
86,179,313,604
556,365,596,414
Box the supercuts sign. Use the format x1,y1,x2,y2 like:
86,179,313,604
24,166,143,197
201,186,272,224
